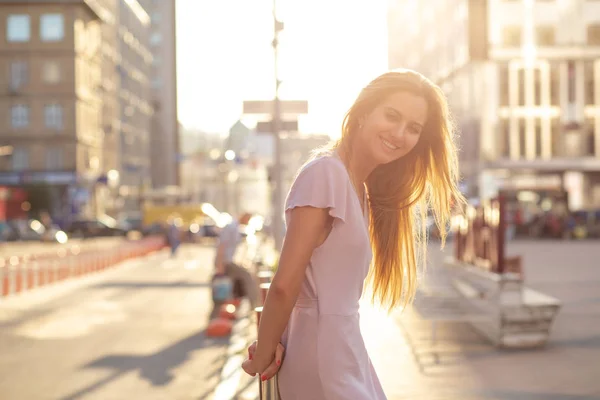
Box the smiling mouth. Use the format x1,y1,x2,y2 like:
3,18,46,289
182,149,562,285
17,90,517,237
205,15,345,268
381,137,399,151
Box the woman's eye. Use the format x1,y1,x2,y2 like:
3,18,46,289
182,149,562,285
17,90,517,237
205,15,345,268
386,112,398,121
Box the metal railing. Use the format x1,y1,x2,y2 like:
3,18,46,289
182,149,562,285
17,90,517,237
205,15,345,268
255,268,280,400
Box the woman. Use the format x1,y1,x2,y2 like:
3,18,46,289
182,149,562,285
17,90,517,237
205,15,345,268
242,69,463,399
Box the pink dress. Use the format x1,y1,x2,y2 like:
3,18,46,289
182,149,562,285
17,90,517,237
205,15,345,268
278,154,387,400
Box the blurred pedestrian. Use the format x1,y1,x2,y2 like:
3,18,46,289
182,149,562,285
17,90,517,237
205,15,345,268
211,212,259,318
166,219,181,258
241,69,465,399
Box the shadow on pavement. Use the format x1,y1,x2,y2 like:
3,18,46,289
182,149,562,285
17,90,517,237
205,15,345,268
60,328,229,400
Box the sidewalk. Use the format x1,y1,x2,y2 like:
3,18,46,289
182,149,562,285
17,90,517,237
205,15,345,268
364,240,600,399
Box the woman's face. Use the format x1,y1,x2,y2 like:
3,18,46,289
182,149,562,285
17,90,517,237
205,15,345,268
357,91,428,166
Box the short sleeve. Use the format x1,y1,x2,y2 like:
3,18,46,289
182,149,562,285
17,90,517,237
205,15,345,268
285,156,350,223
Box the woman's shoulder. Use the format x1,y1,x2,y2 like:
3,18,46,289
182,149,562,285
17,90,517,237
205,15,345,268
297,152,346,179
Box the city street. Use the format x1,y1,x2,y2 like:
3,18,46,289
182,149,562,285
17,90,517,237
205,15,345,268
0,245,228,400
1,240,599,400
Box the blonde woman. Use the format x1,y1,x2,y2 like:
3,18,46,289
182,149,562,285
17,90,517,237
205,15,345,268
242,69,464,399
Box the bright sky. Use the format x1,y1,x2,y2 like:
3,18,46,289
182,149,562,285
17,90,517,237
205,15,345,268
175,0,388,138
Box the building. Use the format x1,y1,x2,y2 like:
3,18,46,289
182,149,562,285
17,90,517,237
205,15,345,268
147,0,179,190
388,0,600,210
0,0,155,223
115,0,153,212
0,0,108,224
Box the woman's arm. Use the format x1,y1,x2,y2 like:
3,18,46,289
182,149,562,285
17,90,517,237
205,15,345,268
249,205,332,374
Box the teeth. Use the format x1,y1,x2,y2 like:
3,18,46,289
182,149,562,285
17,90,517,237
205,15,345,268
381,138,398,150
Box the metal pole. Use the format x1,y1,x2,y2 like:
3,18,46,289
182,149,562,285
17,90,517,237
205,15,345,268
271,0,284,251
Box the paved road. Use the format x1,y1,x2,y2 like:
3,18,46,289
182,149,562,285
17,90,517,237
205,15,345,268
0,244,226,400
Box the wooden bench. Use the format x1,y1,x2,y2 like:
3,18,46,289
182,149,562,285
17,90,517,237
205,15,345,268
444,256,561,349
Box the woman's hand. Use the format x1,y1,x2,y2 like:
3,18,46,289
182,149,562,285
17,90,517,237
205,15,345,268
241,341,285,380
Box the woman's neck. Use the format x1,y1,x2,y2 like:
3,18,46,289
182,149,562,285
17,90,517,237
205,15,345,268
336,141,376,185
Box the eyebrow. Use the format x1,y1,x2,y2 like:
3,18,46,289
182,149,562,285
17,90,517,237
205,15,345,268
385,107,424,129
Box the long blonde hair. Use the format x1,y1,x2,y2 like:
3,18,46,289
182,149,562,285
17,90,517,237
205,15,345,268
334,69,464,311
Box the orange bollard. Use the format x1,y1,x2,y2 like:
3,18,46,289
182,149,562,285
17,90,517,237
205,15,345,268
206,318,233,337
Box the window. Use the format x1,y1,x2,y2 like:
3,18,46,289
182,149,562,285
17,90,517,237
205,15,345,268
40,14,65,41
7,14,30,42
536,25,555,46
498,119,510,157
11,148,29,171
535,119,542,157
151,77,162,88
45,147,63,170
9,61,28,89
503,26,521,47
550,63,560,106
42,61,61,83
498,63,509,106
150,32,162,45
11,105,30,128
518,119,526,158
588,24,600,46
518,68,526,106
584,61,595,105
44,104,63,130
534,68,542,105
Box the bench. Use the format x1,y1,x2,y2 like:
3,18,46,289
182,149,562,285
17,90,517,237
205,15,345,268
444,256,561,349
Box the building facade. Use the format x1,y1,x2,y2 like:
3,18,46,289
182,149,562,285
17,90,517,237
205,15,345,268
388,0,600,210
115,0,153,212
0,0,155,223
0,1,106,223
147,0,179,190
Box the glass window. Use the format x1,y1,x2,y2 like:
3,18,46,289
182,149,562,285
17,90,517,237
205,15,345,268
150,32,162,45
498,63,509,106
40,14,65,42
503,26,521,47
42,61,61,83
518,68,526,106
536,25,555,46
534,68,542,105
11,148,29,171
584,61,595,105
45,147,63,170
588,24,600,46
550,62,560,106
151,77,162,88
7,14,30,42
11,105,30,128
9,61,28,89
44,104,64,130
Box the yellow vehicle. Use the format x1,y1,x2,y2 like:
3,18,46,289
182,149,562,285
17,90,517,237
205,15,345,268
142,204,207,228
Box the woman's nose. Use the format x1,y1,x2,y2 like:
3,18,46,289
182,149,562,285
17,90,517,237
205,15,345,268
391,122,407,141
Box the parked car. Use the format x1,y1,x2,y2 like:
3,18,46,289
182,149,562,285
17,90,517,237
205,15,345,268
0,219,68,243
66,215,129,238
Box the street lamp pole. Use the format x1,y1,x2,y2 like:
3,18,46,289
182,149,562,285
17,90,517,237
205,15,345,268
272,0,284,250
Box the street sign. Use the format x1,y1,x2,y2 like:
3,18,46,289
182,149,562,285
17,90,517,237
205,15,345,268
256,120,298,133
243,100,308,115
